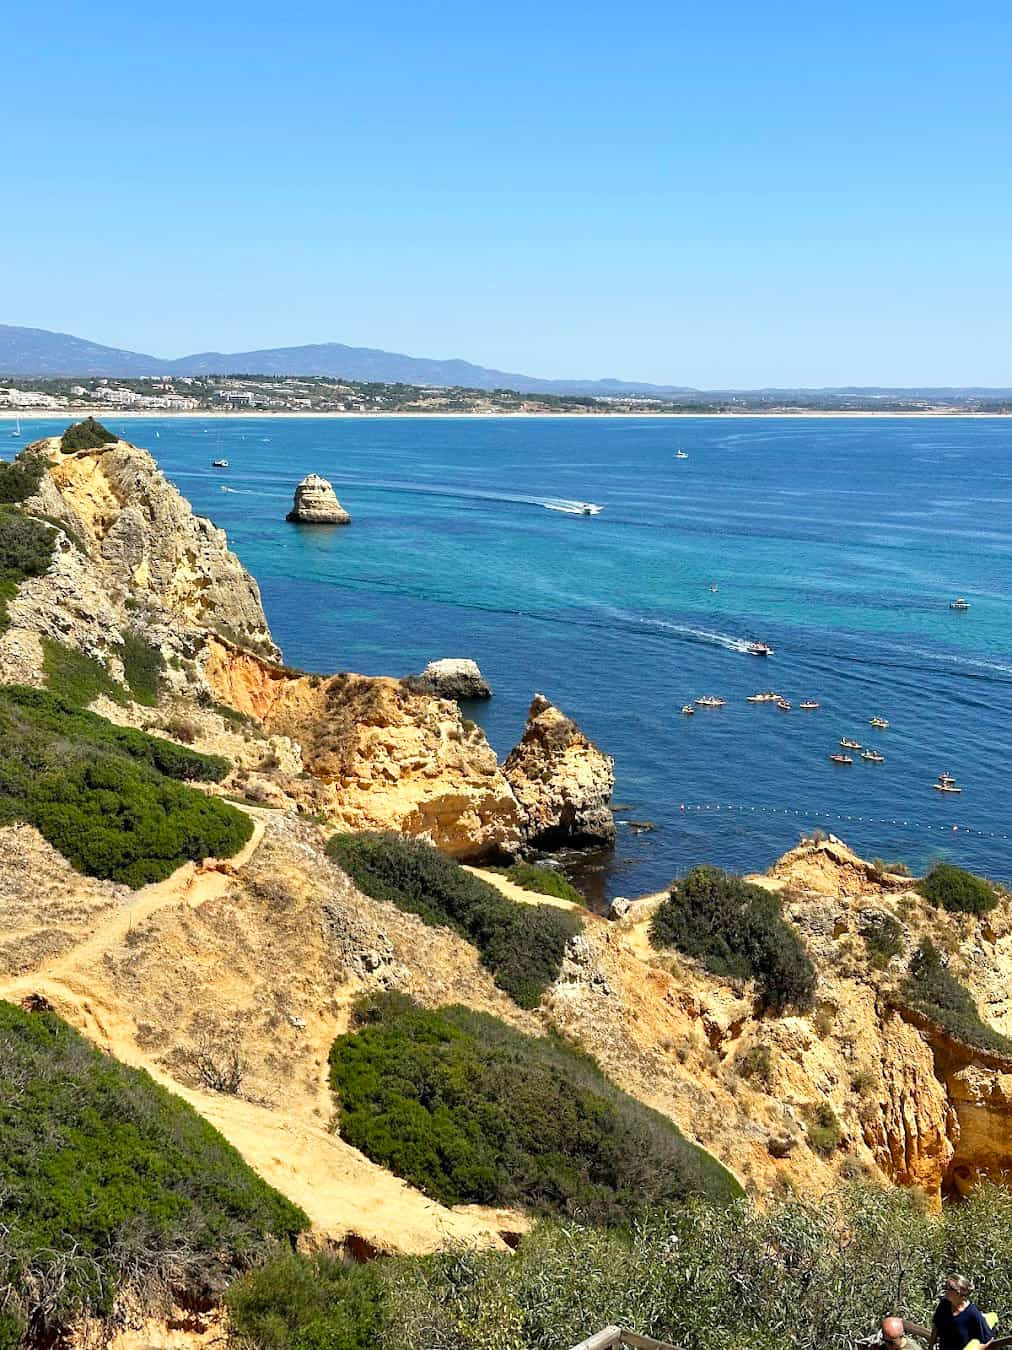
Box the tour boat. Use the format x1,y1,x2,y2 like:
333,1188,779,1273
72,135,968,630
949,598,970,611
861,750,885,763
799,700,820,710
212,458,230,469
829,753,853,764
681,704,695,716
869,717,889,729
748,641,774,657
840,738,862,750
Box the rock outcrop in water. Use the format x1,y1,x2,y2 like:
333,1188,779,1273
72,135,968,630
503,693,615,848
413,658,492,700
286,473,350,524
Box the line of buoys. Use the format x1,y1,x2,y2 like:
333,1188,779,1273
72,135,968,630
675,801,1010,842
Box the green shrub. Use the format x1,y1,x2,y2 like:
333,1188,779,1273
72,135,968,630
0,508,56,632
735,1043,772,1085
0,686,247,886
650,865,816,1012
899,939,1012,1055
41,636,129,706
806,1102,844,1155
326,833,581,1008
329,993,741,1224
494,861,586,906
0,453,46,504
917,863,999,916
376,1185,1012,1350
60,417,116,452
0,1000,305,1342
226,1251,385,1350
859,910,904,969
119,632,164,706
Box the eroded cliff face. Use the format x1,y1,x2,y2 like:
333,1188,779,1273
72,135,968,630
25,435,279,659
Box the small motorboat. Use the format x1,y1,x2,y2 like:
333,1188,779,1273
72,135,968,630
680,704,695,716
933,772,962,793
799,700,820,710
675,449,689,459
949,598,970,611
709,583,719,593
869,717,889,729
694,695,726,708
776,699,791,711
840,738,862,750
748,641,774,657
861,750,885,763
829,753,853,764
212,458,230,469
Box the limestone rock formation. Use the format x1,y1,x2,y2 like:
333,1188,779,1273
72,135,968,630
503,693,615,848
414,658,492,700
202,642,523,860
286,473,350,524
19,433,280,665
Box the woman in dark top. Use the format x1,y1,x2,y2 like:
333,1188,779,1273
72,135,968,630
929,1275,994,1350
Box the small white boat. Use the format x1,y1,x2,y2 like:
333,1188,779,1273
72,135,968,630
776,698,791,711
10,415,20,438
799,700,820,710
694,695,726,708
869,717,889,729
861,749,885,763
748,641,774,657
949,598,970,611
933,772,961,793
212,458,230,469
840,738,862,750
680,704,695,716
675,449,689,459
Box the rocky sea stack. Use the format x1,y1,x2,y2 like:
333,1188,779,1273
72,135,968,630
286,473,350,524
415,658,492,700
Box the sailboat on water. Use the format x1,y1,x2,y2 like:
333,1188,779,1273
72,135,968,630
10,414,20,438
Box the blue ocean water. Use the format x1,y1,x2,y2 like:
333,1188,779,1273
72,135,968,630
15,415,1012,900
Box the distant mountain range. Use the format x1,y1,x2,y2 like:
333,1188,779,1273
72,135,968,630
2,324,1011,401
0,324,698,397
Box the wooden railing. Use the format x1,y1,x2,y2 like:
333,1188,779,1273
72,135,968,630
569,1328,677,1350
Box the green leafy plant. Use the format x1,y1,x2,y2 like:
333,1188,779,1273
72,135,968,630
491,861,586,905
650,865,816,1012
806,1102,845,1155
0,507,55,632
60,417,116,452
859,910,904,969
0,453,46,505
118,632,164,706
226,1251,385,1350
41,636,129,706
326,833,581,1008
899,938,1012,1055
329,993,741,1223
917,863,999,916
0,1000,305,1343
0,686,245,886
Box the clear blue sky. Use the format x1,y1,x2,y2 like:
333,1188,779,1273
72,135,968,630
3,0,1011,386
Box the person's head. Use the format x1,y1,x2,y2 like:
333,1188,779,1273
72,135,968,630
882,1316,906,1346
943,1275,971,1307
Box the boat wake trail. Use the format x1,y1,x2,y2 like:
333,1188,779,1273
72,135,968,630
642,618,754,653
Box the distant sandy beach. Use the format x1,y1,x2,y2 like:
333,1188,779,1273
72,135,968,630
0,408,1008,422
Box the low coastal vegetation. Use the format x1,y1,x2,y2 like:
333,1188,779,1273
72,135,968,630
917,862,1000,916
0,453,46,505
41,635,129,706
119,631,165,706
899,938,1012,1055
650,865,816,1012
0,686,247,886
0,1000,305,1348
59,416,116,452
489,860,586,905
0,507,55,632
859,909,905,969
326,833,581,1008
329,992,741,1222
227,1184,1012,1350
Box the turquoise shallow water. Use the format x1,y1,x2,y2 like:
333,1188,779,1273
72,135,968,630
15,415,1012,900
